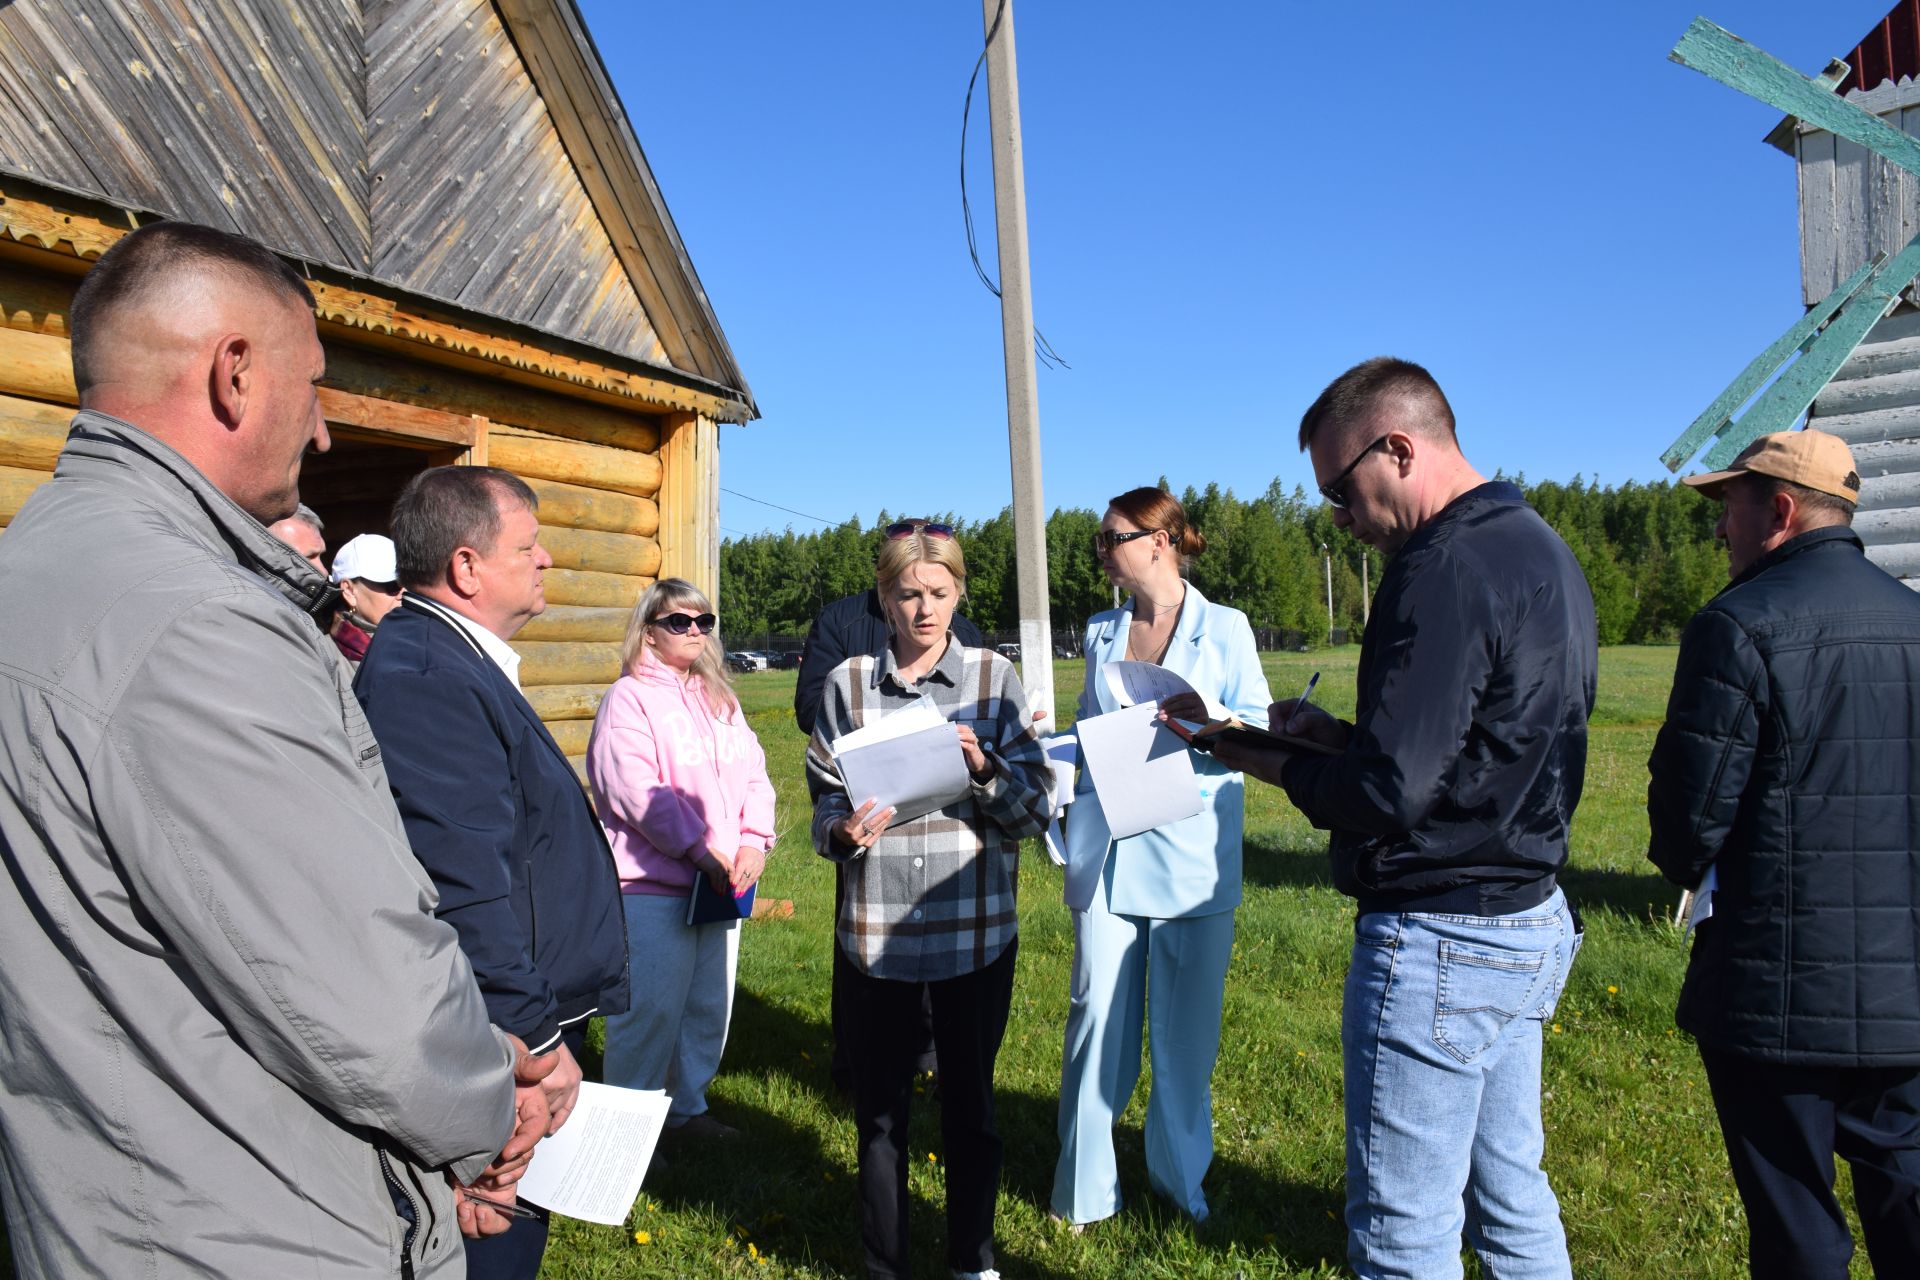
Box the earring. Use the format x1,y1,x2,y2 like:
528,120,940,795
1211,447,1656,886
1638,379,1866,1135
1152,552,1160,563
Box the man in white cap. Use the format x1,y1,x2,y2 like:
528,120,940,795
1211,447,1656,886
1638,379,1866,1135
330,531,404,667
1647,428,1920,1279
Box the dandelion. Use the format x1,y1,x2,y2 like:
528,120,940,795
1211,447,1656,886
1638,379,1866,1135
1607,985,1619,995
927,1152,938,1164
1296,1050,1306,1057
633,1230,651,1245
748,1243,761,1260
1552,1023,1563,1034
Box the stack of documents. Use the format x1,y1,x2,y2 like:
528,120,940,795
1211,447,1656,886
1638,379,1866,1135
830,695,971,827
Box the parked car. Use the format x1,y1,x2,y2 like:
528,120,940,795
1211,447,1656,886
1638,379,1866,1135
726,651,766,673
995,643,1021,661
772,651,803,670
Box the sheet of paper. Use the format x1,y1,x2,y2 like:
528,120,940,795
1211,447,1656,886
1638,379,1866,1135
837,722,971,826
1102,660,1229,721
828,694,946,758
1040,732,1079,868
515,1082,669,1226
1687,864,1717,933
1075,701,1203,841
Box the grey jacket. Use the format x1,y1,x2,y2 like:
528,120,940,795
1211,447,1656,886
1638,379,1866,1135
0,413,516,1278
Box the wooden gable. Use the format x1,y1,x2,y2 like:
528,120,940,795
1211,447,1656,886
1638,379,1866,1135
0,0,750,414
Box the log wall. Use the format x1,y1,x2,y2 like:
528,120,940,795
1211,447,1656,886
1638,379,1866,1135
0,228,677,766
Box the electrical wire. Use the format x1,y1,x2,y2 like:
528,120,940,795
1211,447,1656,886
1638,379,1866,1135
720,486,839,527
962,0,1068,371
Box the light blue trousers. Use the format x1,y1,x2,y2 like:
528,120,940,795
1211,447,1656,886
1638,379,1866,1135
602,892,739,1125
1051,892,1236,1224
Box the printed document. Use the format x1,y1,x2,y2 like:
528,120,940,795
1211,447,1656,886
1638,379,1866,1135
515,1082,670,1226
1102,660,1229,722
1040,732,1079,867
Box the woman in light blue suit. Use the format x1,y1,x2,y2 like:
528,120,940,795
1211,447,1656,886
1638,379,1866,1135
1052,486,1273,1228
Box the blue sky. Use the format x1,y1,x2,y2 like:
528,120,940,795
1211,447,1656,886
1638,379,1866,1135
578,1,1893,538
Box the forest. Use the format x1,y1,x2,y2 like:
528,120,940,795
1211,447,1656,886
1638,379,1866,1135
717,476,1728,648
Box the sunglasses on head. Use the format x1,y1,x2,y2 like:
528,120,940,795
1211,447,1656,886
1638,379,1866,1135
649,612,716,636
884,521,954,541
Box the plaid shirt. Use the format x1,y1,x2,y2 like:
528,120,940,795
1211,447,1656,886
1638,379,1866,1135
807,637,1050,981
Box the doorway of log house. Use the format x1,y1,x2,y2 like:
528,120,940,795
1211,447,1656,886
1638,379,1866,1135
296,427,464,564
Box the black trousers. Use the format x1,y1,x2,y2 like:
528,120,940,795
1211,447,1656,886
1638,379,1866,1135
832,865,937,1091
848,942,1017,1280
463,1025,588,1280
1700,1043,1920,1279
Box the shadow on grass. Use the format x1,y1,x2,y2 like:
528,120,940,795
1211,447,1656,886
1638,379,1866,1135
998,1083,1346,1271
1242,837,1335,892
1557,865,1678,923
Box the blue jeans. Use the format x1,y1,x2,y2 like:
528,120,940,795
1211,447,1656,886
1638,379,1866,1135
1343,889,1580,1280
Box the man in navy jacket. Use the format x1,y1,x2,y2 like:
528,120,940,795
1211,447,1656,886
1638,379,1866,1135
1649,430,1920,1280
357,466,629,1280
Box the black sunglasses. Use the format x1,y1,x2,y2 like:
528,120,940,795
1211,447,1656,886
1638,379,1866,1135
1092,528,1156,555
1318,433,1393,509
649,612,716,636
884,520,954,540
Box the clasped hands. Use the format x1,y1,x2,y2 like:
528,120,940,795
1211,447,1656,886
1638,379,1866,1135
692,843,767,896
451,1033,584,1237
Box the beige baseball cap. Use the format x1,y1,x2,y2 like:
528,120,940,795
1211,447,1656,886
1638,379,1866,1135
1682,429,1862,502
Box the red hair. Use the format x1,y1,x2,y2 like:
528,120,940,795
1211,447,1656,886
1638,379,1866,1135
1107,486,1206,558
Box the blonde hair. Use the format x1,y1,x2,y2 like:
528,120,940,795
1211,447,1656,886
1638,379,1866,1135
621,578,738,717
874,527,968,599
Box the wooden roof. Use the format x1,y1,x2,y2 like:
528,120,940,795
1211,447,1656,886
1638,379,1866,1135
0,0,752,419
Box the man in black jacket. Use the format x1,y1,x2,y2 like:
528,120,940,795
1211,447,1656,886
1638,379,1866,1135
1221,358,1592,1279
795,527,986,1093
1648,429,1920,1280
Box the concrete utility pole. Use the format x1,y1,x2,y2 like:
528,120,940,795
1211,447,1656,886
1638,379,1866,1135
1360,550,1370,627
980,0,1054,723
1322,542,1334,646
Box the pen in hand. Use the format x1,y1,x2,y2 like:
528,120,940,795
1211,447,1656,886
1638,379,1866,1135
1290,671,1320,731
461,1189,542,1220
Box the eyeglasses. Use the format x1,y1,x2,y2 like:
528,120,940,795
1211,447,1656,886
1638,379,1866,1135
1317,433,1393,509
1092,528,1156,555
649,612,716,636
884,520,954,540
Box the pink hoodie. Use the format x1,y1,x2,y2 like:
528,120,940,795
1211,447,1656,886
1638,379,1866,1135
586,650,776,896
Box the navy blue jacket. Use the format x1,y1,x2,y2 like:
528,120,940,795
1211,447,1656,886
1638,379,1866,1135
1649,527,1920,1066
356,600,629,1051
793,589,984,736
1282,483,1597,914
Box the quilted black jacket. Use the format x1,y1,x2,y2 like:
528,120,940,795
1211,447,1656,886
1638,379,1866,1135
1648,526,1920,1066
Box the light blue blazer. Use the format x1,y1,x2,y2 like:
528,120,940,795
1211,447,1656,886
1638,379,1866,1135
1068,583,1273,918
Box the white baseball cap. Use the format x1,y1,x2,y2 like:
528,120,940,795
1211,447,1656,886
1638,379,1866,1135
330,533,399,586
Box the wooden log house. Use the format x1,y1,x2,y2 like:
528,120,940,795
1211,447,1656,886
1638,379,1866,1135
0,0,756,768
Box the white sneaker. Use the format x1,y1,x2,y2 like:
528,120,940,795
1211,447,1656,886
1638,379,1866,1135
952,1270,1001,1280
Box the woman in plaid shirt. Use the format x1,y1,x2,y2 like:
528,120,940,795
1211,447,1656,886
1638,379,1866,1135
806,523,1051,1280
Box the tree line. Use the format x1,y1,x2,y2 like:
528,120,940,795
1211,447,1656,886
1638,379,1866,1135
718,475,1727,647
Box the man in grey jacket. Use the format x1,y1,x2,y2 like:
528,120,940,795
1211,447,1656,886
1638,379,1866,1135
0,222,544,1277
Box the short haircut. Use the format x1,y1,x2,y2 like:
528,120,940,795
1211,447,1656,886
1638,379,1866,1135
1741,472,1856,526
69,221,314,395
1297,356,1456,451
1107,485,1206,560
287,503,325,536
391,466,539,590
875,526,968,598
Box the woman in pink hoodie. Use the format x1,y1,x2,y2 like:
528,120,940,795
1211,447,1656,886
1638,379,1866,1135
588,577,776,1140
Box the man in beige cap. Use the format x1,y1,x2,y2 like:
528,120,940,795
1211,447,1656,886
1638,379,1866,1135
1647,428,1920,1279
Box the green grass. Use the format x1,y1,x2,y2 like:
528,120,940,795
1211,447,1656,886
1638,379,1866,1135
542,646,1869,1279
4,645,1836,1280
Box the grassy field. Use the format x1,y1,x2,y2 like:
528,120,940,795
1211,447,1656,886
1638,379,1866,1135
1,646,1844,1280
538,646,1868,1280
